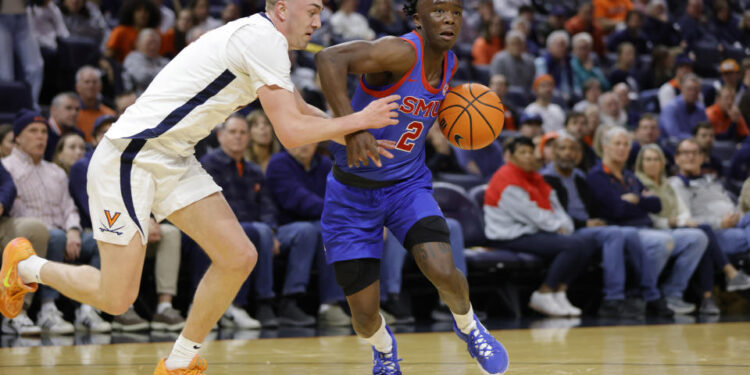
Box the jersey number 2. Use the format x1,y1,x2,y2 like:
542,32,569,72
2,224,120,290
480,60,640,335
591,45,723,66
395,121,424,152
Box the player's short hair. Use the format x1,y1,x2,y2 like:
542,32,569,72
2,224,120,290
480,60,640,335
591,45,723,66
265,0,280,12
506,136,534,154
403,0,418,17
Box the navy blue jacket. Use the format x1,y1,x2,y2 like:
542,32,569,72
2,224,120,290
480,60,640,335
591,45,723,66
606,29,652,55
69,149,93,229
0,162,17,217
266,150,331,226
586,162,662,227
200,149,277,229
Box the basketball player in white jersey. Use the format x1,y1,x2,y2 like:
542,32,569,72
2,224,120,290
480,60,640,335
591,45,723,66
0,0,399,373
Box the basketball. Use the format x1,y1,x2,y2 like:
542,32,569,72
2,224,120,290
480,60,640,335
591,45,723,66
437,83,505,150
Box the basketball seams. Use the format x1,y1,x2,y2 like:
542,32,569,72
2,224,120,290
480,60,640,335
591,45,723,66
439,83,505,150
466,85,498,140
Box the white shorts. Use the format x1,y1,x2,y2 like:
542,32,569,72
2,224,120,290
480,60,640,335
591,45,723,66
88,137,222,245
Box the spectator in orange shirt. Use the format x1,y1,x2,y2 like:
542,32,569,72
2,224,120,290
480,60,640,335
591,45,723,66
565,2,605,56
472,15,504,66
706,86,749,142
594,0,634,33
105,0,161,63
75,66,116,143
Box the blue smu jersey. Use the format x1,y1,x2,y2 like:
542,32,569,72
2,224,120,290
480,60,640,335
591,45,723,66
329,31,458,181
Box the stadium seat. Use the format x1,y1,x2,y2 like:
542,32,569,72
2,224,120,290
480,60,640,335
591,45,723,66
468,184,487,209
452,42,473,62
453,60,473,82
433,181,486,247
504,86,531,109
472,64,490,85
0,80,33,123
713,140,738,161
639,88,660,113
434,172,486,191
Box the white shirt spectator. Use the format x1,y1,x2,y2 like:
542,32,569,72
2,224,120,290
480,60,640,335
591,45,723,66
492,0,531,19
159,4,176,33
524,102,566,133
330,10,375,40
28,1,69,50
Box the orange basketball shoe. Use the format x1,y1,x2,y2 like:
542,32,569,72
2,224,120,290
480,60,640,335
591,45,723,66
154,356,208,374
0,238,38,319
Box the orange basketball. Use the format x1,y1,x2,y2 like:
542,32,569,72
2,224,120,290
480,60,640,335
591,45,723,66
437,83,505,150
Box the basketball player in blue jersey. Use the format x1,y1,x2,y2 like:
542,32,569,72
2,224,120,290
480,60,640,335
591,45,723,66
0,0,401,374
315,0,509,373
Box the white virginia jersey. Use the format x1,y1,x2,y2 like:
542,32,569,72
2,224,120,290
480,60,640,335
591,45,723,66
106,13,294,156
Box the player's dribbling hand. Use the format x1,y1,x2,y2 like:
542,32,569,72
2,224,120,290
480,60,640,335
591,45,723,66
345,131,396,168
361,94,400,129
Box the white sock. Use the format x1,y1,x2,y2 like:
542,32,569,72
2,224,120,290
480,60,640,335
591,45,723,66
363,314,393,353
165,334,202,370
17,255,47,284
157,302,172,314
452,305,477,335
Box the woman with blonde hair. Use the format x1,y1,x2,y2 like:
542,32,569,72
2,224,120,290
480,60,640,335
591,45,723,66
635,144,750,315
53,133,87,174
245,109,281,173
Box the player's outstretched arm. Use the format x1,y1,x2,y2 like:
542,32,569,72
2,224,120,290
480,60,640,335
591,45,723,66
257,85,399,149
315,37,415,167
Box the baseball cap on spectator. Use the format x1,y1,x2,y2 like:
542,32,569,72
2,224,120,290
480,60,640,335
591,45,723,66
533,74,555,91
520,112,543,125
719,59,740,73
13,109,49,137
538,131,559,156
93,114,116,138
674,53,694,68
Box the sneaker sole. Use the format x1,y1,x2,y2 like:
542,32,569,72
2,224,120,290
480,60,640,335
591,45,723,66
278,317,315,327
150,321,185,331
0,238,38,319
112,321,150,332
1,325,42,336
528,301,566,317
726,284,750,292
75,324,112,333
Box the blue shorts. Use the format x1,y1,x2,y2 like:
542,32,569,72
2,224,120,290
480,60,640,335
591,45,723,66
321,168,444,264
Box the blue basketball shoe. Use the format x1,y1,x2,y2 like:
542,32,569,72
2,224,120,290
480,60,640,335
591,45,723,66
452,315,509,374
372,325,402,375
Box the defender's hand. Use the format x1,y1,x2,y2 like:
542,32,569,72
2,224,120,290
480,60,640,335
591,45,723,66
357,94,400,130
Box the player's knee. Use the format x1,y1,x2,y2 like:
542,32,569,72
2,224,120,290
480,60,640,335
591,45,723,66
424,261,455,287
102,292,138,315
228,243,258,276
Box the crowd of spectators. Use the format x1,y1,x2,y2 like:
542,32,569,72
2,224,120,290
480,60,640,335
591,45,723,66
1,0,750,338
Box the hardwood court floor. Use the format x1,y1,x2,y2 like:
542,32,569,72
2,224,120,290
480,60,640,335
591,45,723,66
1,322,749,374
